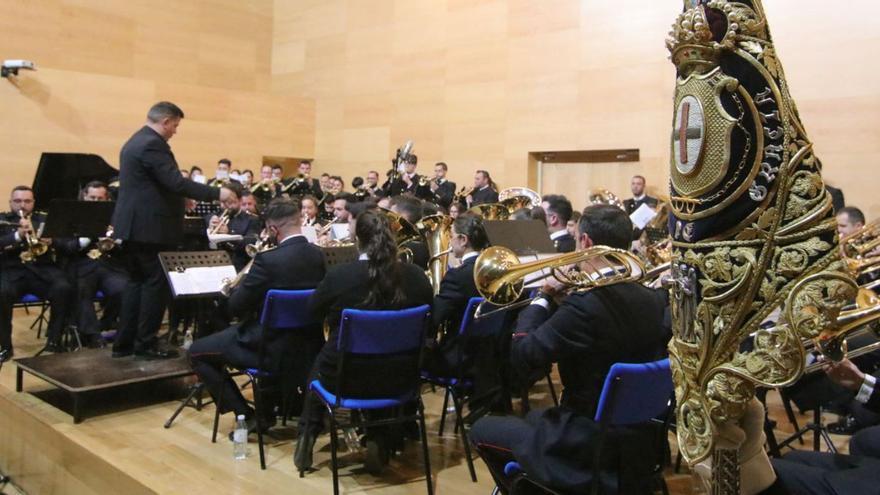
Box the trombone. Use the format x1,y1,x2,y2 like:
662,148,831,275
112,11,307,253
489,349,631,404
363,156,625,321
473,245,646,318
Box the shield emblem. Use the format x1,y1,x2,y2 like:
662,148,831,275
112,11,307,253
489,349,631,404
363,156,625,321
672,95,704,175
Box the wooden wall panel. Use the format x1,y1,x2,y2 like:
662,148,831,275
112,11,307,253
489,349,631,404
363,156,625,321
0,0,313,195
273,0,880,219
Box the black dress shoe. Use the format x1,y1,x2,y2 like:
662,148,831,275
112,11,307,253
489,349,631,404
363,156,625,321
134,348,180,360
829,415,861,435
0,349,12,363
43,342,66,354
294,429,318,476
111,349,133,358
363,433,390,475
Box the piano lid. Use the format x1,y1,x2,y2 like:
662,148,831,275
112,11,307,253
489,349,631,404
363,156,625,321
31,153,118,210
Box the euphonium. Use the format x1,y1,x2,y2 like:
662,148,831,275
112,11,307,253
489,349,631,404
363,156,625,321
473,245,646,318
208,209,231,235
18,210,48,263
418,214,453,294
468,203,510,220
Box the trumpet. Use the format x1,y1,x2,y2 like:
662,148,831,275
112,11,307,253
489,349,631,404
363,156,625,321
208,209,231,235
280,173,311,193
473,245,646,318
87,225,116,260
317,216,340,237
250,178,279,193
245,228,270,258
18,211,49,263
453,186,475,205
221,237,276,296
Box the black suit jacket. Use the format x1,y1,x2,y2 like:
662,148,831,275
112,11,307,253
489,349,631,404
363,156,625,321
623,195,659,215
433,180,457,209
551,232,576,253
432,256,478,336
401,239,430,270
0,211,59,277
227,235,326,367
113,126,219,245
470,186,499,206
203,210,261,270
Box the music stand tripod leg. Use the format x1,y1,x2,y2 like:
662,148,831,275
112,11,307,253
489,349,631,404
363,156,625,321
164,382,206,429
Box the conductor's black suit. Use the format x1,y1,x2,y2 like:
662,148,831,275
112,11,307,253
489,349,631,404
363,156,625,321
112,125,219,356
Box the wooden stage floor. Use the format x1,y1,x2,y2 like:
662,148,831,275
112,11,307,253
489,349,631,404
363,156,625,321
0,307,855,494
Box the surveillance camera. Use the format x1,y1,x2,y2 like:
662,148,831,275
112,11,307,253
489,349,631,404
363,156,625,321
1,59,36,78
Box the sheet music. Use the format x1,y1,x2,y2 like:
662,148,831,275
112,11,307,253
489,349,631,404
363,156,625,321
331,224,350,241
302,226,318,244
167,265,237,296
630,203,657,230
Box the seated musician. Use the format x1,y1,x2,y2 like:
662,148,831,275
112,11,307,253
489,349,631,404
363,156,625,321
430,162,456,210
771,357,880,494
295,208,433,473
389,195,430,269
207,158,231,187
239,190,258,216
300,194,322,227
466,169,499,207
60,181,128,348
187,198,326,436
541,194,576,253
205,182,260,271
469,204,671,494
382,153,422,197
0,186,73,358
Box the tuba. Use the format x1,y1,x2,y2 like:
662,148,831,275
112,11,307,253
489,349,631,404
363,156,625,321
418,214,454,294
473,245,645,318
498,187,541,208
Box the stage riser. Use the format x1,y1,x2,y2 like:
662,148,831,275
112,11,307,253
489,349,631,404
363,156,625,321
0,392,153,495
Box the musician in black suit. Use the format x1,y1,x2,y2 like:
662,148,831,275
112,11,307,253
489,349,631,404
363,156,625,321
364,170,382,198
0,186,73,358
429,162,457,210
383,153,430,198
205,182,261,271
207,158,232,188
58,181,128,348
467,169,499,207
188,199,326,434
623,175,659,240
771,358,880,495
541,194,576,253
389,195,430,269
112,101,231,360
295,208,433,473
469,204,671,494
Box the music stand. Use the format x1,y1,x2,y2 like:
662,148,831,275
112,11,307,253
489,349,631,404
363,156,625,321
41,200,115,239
158,251,233,428
483,220,557,255
322,245,359,268
180,217,210,251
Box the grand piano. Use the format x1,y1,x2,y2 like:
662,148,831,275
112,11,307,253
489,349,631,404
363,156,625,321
31,152,119,210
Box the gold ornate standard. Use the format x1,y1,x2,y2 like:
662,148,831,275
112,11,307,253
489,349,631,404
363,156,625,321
665,0,861,481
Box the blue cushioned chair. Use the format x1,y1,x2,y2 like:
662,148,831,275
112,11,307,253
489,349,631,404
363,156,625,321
211,289,317,470
501,358,673,495
420,296,509,482
308,304,433,495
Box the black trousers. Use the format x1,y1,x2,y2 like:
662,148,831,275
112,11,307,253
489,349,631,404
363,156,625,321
469,410,542,493
76,263,127,337
0,265,72,352
771,449,880,495
188,326,260,417
114,242,170,353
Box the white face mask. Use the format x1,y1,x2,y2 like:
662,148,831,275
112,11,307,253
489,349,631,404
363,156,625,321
216,170,229,180
193,174,207,184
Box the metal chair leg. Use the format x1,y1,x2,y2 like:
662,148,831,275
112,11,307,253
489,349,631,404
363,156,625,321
546,372,559,407
253,376,266,470
329,411,341,495
212,384,224,443
451,389,477,482
438,387,450,436
417,398,435,495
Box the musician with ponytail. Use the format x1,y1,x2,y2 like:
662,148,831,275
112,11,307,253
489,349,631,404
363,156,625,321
295,208,433,473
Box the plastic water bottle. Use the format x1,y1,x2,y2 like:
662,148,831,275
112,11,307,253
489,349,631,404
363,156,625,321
233,415,248,460
182,329,194,350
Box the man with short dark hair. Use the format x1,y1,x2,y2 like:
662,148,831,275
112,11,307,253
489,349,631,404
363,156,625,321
838,206,866,238
189,198,326,435
541,194,575,252
623,175,659,239
384,153,427,198
467,170,499,207
206,182,261,271
290,160,323,198
271,164,284,181
208,159,232,187
112,101,230,360
239,191,258,216
60,181,128,348
0,186,73,357
332,193,354,224
430,162,457,210
469,204,670,493
365,170,381,197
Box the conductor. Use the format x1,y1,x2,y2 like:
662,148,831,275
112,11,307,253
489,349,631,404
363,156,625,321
112,101,231,360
